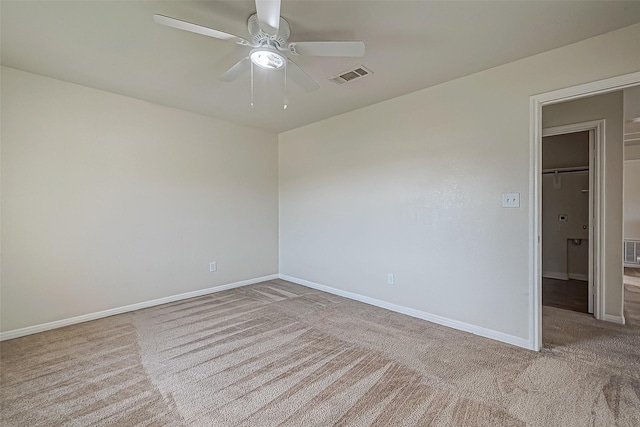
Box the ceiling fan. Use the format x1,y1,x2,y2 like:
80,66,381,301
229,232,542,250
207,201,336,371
154,0,365,94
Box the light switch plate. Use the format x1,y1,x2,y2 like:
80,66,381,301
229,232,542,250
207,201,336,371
502,193,520,208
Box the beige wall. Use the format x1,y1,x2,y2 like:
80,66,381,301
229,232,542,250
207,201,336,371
625,145,640,160
279,23,640,341
624,160,640,240
543,91,624,317
1,67,279,332
623,86,640,137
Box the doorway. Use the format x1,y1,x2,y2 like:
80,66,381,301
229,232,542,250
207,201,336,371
529,71,640,351
541,129,593,315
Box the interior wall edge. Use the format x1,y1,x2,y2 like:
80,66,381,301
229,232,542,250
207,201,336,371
0,274,279,342
279,274,534,351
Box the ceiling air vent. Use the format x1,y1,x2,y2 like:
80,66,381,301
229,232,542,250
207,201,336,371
329,65,373,85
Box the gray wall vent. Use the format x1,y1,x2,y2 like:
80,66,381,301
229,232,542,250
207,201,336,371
624,239,640,266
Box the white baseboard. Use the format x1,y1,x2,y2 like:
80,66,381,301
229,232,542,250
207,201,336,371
0,274,279,341
543,272,588,281
279,274,533,350
543,271,569,280
602,314,626,325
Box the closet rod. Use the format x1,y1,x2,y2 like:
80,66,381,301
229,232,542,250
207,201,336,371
542,166,589,174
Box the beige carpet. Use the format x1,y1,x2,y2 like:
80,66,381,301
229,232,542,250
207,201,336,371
1,279,639,426
624,267,640,288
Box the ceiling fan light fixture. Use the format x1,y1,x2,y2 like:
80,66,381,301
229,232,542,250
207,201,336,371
250,48,286,70
154,0,365,93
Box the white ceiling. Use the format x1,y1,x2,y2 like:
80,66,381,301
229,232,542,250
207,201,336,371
3,1,640,133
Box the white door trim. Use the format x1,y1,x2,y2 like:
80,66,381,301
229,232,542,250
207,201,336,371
542,122,604,317
529,71,640,352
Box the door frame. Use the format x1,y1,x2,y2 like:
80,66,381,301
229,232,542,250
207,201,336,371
541,122,603,316
529,71,640,351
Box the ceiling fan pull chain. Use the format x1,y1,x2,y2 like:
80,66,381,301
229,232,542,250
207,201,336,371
250,60,255,108
283,62,288,110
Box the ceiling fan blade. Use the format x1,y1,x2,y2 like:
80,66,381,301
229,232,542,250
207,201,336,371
219,58,251,82
255,0,281,35
287,60,320,93
154,14,250,45
288,41,365,57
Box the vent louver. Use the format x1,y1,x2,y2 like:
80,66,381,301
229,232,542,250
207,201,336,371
624,240,640,265
329,65,373,85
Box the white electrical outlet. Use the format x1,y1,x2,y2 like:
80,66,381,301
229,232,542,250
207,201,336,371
209,262,217,272
387,273,395,285
501,192,520,208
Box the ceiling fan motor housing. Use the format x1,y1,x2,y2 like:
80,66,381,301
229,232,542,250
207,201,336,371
248,14,290,49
